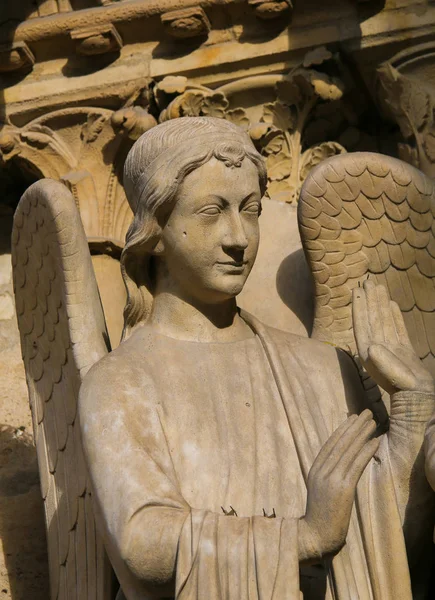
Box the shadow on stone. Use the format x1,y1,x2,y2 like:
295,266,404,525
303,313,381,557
0,424,49,600
275,248,314,336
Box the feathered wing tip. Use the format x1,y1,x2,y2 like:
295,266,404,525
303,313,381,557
12,179,115,600
298,152,435,418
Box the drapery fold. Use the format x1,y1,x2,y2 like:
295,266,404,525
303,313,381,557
176,510,300,600
80,317,432,600
244,312,415,600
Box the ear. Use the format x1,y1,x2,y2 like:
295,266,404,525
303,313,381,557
151,239,165,256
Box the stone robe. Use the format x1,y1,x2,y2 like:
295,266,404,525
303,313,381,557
79,313,432,600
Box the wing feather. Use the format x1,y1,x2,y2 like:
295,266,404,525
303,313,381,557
86,490,98,600
299,151,435,404
66,528,78,600
35,420,50,499
12,179,115,599
76,496,88,599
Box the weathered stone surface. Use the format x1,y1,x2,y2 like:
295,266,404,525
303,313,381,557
238,198,314,336
0,242,48,599
1,0,435,598
11,117,435,599
92,254,126,348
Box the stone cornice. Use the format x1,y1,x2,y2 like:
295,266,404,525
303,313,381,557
2,1,435,121
9,0,251,44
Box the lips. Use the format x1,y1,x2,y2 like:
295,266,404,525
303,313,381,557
217,261,247,267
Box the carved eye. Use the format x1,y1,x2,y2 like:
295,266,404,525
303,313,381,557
198,205,221,216
243,202,260,214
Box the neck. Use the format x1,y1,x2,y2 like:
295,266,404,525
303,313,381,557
149,288,253,343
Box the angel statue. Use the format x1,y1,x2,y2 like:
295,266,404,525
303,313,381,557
12,116,435,600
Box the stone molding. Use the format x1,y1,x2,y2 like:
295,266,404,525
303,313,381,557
161,7,211,39
0,105,157,248
0,47,386,248
0,41,34,73
70,23,123,56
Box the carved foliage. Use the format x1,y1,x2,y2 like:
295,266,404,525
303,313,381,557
0,100,156,247
378,62,435,177
0,47,380,248
154,49,367,203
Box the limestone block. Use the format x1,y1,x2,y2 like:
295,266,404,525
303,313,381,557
238,198,313,336
91,254,126,348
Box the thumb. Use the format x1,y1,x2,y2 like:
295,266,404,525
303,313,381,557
367,344,416,393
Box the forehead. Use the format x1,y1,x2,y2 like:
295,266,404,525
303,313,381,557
177,156,261,204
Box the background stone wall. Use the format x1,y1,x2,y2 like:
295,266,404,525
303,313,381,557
0,208,48,599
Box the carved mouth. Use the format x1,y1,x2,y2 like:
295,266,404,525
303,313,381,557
217,261,247,268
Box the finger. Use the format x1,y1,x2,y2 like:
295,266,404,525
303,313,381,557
368,344,416,391
311,415,359,473
364,279,383,344
376,285,398,345
352,287,370,362
322,410,376,475
336,419,377,476
346,438,380,487
390,301,413,349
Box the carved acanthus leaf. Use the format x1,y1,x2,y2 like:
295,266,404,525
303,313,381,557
153,47,358,204
1,107,140,246
81,113,108,144
225,108,250,130
300,142,346,181
262,101,295,131
423,132,435,163
379,63,432,140
398,143,420,169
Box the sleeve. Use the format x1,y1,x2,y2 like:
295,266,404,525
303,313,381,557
79,361,301,600
330,351,435,566
335,349,435,551
387,391,435,561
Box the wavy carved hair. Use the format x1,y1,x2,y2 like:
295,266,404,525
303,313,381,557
121,117,267,339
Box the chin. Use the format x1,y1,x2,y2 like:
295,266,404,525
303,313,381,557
211,278,247,300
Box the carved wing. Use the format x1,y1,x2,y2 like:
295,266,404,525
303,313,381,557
298,152,435,411
12,180,114,600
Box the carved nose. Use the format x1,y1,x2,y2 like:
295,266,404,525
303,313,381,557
223,214,248,251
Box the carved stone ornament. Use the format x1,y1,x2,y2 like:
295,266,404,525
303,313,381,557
0,41,35,73
161,7,211,39
11,116,435,600
153,48,377,203
70,23,123,56
248,0,293,20
0,103,156,250
378,42,435,180
0,46,379,247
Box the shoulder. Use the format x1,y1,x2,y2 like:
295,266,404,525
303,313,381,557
255,320,364,406
79,325,158,417
254,318,350,366
273,326,357,372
